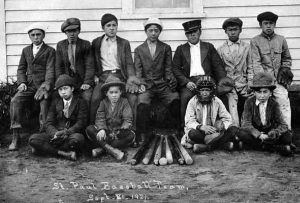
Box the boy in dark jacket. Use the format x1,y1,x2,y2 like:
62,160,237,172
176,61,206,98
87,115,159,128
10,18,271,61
86,75,135,158
29,74,88,161
238,72,293,155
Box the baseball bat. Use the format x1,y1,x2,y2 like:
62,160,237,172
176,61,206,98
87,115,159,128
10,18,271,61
169,136,185,165
164,136,173,164
129,137,152,165
153,135,163,165
171,135,193,165
142,135,159,165
158,136,168,166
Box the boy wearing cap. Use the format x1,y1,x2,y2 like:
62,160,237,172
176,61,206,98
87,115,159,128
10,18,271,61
172,19,228,131
134,17,180,142
250,11,293,129
28,74,88,161
90,13,138,135
56,18,94,109
181,75,237,153
9,23,55,150
238,72,293,156
86,75,134,158
217,17,254,126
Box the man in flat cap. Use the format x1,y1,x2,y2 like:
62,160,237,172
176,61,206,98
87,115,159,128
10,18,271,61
172,19,227,131
9,23,55,150
217,17,254,126
250,11,293,129
90,13,140,143
134,17,180,142
56,18,94,111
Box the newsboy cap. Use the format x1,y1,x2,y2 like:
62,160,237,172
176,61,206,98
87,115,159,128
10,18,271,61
257,11,278,23
250,72,276,90
27,23,47,34
182,19,201,33
101,75,125,93
222,17,243,30
61,18,81,33
55,74,76,89
143,17,163,31
101,13,118,27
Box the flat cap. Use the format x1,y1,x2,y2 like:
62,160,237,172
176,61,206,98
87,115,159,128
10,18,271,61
182,19,201,33
101,13,118,27
250,72,276,90
143,17,163,31
27,23,47,34
55,74,76,89
61,18,81,32
222,17,243,30
257,11,278,23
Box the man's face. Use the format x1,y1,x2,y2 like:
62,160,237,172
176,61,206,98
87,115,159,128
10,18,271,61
106,86,122,103
65,28,80,43
225,25,241,42
58,86,74,100
260,20,276,36
146,24,161,43
103,20,118,38
29,29,45,46
255,87,272,103
185,29,201,45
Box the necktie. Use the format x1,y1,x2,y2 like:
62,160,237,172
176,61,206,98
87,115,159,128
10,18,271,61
33,46,40,58
259,102,266,125
149,44,155,58
63,101,70,118
68,43,76,73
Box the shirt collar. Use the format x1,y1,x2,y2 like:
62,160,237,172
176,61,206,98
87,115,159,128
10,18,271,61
63,97,73,106
105,35,117,42
261,32,276,40
147,39,157,46
188,41,200,48
33,42,43,49
227,39,241,46
255,99,268,107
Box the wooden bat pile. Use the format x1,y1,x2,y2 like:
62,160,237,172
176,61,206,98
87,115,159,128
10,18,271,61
130,129,193,166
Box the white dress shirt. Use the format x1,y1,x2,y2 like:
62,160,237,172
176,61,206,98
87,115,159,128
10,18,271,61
101,35,120,71
32,42,43,57
189,41,204,77
256,99,268,125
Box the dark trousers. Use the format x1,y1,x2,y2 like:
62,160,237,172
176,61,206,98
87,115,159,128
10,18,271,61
10,85,49,129
85,125,135,149
90,72,137,129
137,83,180,133
238,128,293,149
29,132,85,155
179,87,195,128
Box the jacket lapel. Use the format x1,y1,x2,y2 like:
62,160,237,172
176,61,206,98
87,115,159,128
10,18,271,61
75,38,81,62
141,41,153,60
152,40,163,61
116,36,122,65
200,41,208,65
68,96,79,117
32,43,46,62
182,43,191,66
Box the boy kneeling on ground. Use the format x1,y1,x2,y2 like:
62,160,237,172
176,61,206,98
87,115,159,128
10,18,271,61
181,75,239,153
238,72,294,156
86,75,135,159
29,74,88,161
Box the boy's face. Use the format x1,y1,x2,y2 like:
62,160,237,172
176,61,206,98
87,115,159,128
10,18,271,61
58,85,74,100
254,87,272,103
103,20,118,38
29,29,45,46
65,28,80,43
260,20,275,36
106,86,122,103
185,29,201,45
225,25,241,42
146,24,161,43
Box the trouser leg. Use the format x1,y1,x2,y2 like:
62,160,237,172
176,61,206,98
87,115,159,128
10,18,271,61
90,83,104,124
188,129,206,144
179,87,195,129
227,90,239,126
28,133,58,155
273,84,291,129
39,99,50,130
126,93,138,131
110,129,135,149
238,128,261,149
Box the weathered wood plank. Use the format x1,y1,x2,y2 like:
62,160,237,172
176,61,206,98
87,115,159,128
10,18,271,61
203,0,300,7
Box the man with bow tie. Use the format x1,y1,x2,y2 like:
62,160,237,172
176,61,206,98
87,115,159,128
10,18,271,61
9,23,55,150
217,17,254,126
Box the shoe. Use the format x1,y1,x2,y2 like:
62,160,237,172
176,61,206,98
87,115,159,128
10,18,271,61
193,144,211,153
92,147,105,158
8,134,20,151
222,142,234,151
273,145,292,156
31,147,37,155
237,141,243,150
58,150,77,161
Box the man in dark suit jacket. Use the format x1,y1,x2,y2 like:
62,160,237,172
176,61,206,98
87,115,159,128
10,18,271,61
56,18,94,109
9,23,55,150
90,13,139,132
134,18,180,142
29,74,88,161
172,19,227,129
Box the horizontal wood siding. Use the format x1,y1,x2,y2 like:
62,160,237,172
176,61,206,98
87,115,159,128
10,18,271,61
4,0,300,82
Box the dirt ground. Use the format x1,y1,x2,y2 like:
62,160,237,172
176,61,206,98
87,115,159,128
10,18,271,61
1,131,300,203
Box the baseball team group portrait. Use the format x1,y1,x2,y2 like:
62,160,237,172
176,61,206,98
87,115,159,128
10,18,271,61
1,0,300,202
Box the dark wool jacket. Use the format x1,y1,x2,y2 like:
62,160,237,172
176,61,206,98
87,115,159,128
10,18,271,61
172,41,226,87
91,35,135,79
55,38,94,86
46,95,88,136
17,43,55,88
241,96,288,138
